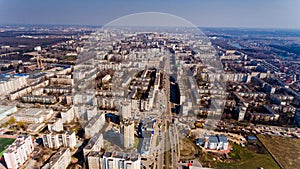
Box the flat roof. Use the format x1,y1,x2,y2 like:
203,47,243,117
88,151,104,157
0,105,16,113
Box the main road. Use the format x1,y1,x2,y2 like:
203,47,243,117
162,52,180,169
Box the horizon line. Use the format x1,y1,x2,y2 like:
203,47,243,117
0,23,300,31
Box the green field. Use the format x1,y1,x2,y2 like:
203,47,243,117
217,143,280,169
0,138,15,157
258,134,300,169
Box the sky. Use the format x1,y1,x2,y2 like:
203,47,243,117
0,0,300,29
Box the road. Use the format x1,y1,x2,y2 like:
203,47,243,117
169,122,180,169
163,53,180,169
152,53,181,169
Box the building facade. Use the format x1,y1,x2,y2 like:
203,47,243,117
120,120,135,149
4,135,34,169
42,131,76,149
103,151,141,169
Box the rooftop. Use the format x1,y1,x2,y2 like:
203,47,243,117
209,136,218,143
88,150,104,157
5,135,31,153
42,148,70,168
104,151,140,162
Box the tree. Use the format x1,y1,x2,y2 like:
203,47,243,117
17,121,25,128
7,117,16,124
8,65,14,70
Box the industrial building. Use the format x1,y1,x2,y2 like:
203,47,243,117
0,105,17,120
14,108,54,123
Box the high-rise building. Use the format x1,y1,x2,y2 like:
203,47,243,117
4,135,34,169
120,120,135,149
119,101,131,119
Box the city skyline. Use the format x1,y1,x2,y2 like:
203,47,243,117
0,1,300,168
0,0,300,29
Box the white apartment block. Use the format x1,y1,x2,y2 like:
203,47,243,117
103,151,141,169
83,132,104,159
119,101,131,119
0,74,28,95
84,113,105,138
42,131,76,149
41,148,71,169
60,106,75,123
47,118,63,132
87,151,105,169
0,105,17,120
121,120,135,149
4,135,34,169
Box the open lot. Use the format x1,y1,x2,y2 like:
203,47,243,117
0,138,15,157
217,142,280,169
180,138,199,160
258,134,300,169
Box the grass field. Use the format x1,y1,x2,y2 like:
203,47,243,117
258,134,300,169
0,138,15,157
217,143,280,169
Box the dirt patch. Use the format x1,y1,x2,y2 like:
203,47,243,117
180,138,198,160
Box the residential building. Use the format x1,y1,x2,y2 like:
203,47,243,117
21,95,57,104
0,74,28,95
83,132,104,159
41,148,71,169
120,120,135,149
119,101,131,119
84,113,105,138
60,106,75,123
197,135,229,151
103,151,141,169
42,131,76,149
47,118,63,132
87,151,105,169
4,135,34,169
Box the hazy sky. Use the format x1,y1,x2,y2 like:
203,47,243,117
0,0,300,29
